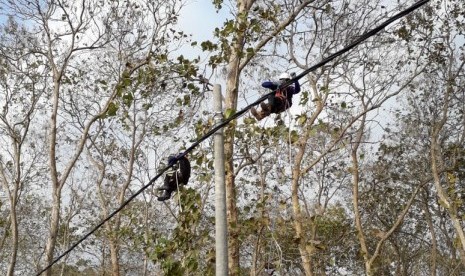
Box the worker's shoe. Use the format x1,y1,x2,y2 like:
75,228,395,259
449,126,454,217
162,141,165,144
251,107,261,120
260,102,271,112
157,186,173,201
251,107,269,121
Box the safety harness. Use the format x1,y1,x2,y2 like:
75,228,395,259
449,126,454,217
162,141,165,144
274,87,290,113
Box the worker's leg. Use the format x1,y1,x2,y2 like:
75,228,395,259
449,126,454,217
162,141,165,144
157,174,176,201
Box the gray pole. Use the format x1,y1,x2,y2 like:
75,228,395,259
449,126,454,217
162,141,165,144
213,84,228,275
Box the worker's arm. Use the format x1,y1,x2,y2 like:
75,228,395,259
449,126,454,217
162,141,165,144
261,81,279,90
293,80,301,94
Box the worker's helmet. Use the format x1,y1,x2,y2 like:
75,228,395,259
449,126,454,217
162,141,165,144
167,155,179,168
278,72,291,80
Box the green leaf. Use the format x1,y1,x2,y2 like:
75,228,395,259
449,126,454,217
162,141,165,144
97,79,107,86
122,93,134,107
324,4,332,13
107,102,119,117
297,114,307,125
290,130,299,144
187,83,196,90
224,108,236,119
142,103,153,110
201,40,216,51
299,91,309,105
213,0,223,10
243,117,255,125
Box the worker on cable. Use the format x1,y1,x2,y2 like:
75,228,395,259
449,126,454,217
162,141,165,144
251,72,301,121
157,154,191,201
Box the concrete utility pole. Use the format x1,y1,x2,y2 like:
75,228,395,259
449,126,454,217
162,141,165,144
213,84,228,275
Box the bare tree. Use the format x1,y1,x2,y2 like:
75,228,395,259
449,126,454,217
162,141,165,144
271,0,429,274
397,0,465,269
0,18,49,275
0,0,195,275
208,0,331,273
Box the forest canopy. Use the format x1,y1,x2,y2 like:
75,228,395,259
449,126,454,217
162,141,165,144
0,0,464,275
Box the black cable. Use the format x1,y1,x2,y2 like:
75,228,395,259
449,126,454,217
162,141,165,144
280,0,430,89
35,166,172,276
35,0,430,274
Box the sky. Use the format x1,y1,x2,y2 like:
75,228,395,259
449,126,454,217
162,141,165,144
177,1,232,101
177,0,230,65
179,0,229,43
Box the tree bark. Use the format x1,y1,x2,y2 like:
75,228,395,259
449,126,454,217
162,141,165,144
291,147,314,276
6,197,18,276
109,238,121,276
222,1,318,273
224,1,254,272
0,147,20,276
430,83,465,266
422,189,437,276
430,134,465,265
44,76,62,276
44,191,61,276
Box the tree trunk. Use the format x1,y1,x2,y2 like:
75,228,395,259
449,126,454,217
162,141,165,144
430,137,465,266
44,191,61,276
289,76,326,276
109,238,121,276
430,84,465,266
422,189,437,276
224,135,239,275
222,0,318,273
44,71,61,275
291,148,313,276
350,114,372,275
224,0,251,272
1,161,19,276
6,198,18,276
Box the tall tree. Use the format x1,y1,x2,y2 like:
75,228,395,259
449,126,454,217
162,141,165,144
207,0,330,273
395,0,465,270
272,0,421,274
0,0,197,274
351,0,465,274
0,16,49,276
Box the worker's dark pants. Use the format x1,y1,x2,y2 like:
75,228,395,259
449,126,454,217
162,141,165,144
267,94,289,113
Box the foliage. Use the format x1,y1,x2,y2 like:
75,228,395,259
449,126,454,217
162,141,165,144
1,0,465,275
145,188,214,276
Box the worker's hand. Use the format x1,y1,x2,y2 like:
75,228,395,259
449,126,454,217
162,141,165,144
290,72,296,78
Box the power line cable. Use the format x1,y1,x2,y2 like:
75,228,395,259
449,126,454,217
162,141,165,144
36,0,430,274
279,0,430,90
